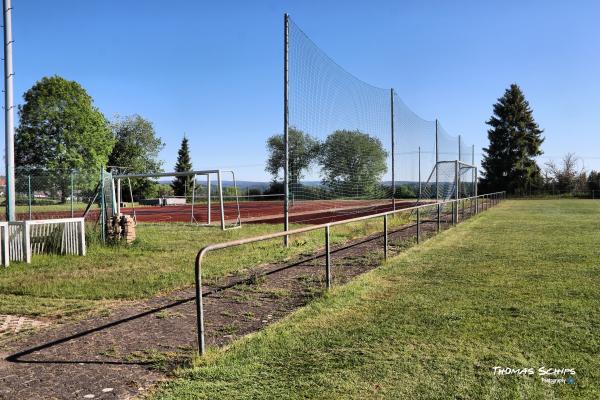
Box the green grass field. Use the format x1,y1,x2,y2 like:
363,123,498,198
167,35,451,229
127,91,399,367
0,213,409,319
153,200,600,399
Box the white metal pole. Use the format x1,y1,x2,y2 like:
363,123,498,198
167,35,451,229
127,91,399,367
207,174,211,225
218,170,225,230
190,174,196,223
3,0,15,221
116,178,121,215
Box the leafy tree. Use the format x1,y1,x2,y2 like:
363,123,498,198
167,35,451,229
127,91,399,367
481,84,544,194
265,128,321,184
319,130,387,196
15,75,114,201
171,135,193,196
108,115,165,199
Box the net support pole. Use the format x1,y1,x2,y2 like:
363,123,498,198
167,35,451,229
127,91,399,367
3,0,16,222
435,119,439,201
455,160,459,223
472,144,475,198
390,88,396,210
207,174,211,225
283,13,290,247
458,134,461,162
418,146,421,199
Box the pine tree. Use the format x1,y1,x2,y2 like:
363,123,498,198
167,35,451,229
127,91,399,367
171,135,193,197
481,84,544,194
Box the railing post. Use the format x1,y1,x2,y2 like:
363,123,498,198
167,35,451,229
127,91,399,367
195,253,205,356
416,208,420,243
383,214,388,260
437,203,441,232
325,225,331,289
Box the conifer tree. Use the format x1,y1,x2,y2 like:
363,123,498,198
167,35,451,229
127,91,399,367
481,84,544,194
171,135,193,196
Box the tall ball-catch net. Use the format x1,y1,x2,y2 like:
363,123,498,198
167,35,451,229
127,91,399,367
285,16,477,224
288,19,392,223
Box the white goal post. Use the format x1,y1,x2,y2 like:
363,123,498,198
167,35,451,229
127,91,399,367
112,169,242,230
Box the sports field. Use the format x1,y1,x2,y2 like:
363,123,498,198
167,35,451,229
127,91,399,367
153,200,600,399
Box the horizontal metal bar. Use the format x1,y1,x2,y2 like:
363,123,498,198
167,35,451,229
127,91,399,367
198,192,503,255
9,217,85,226
113,170,222,179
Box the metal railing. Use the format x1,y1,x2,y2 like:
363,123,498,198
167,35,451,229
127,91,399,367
193,191,506,354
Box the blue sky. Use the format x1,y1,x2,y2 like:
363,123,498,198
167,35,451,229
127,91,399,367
3,0,599,180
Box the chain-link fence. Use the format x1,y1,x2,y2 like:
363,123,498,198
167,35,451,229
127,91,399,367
0,169,102,221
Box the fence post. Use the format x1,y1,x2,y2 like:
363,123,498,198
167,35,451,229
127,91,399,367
70,173,75,218
78,219,86,256
383,214,388,260
416,208,420,243
325,225,331,289
437,203,441,232
28,175,32,220
23,221,31,263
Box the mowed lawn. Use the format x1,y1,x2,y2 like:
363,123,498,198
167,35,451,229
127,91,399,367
155,200,600,399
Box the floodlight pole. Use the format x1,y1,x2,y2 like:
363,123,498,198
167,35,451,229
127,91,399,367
283,13,290,247
3,0,15,221
390,88,395,210
435,119,439,201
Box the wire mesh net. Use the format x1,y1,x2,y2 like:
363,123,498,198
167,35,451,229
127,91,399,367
393,95,436,199
287,16,476,224
288,18,392,222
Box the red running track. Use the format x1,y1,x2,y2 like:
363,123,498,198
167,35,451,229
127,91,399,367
16,199,419,225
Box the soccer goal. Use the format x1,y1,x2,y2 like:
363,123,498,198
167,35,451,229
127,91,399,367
417,160,477,202
111,169,242,230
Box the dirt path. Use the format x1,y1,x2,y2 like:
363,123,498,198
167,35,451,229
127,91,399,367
0,206,476,399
